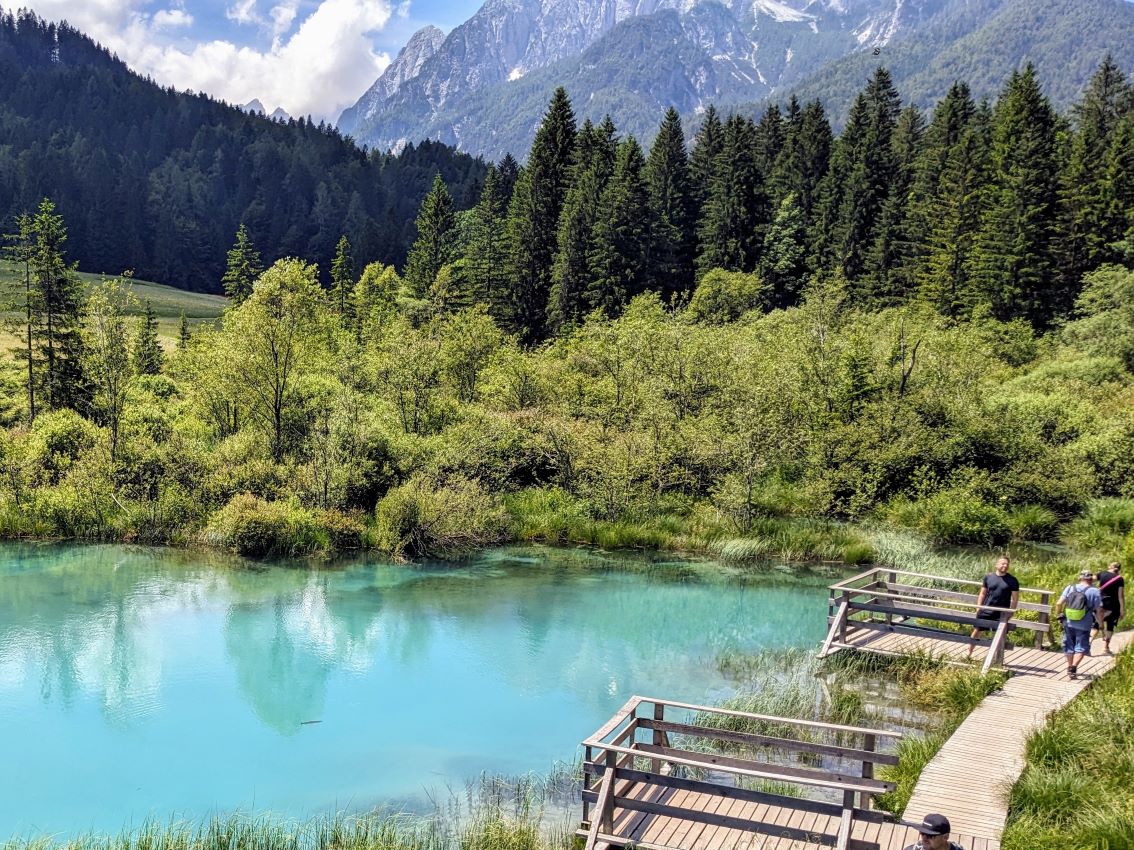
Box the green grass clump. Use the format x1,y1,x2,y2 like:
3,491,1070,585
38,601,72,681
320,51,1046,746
203,493,364,558
1002,651,1134,850
876,731,948,818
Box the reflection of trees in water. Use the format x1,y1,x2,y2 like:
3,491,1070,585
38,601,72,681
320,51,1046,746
0,541,834,733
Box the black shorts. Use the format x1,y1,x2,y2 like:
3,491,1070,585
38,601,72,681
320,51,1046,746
1103,609,1121,631
973,611,1004,631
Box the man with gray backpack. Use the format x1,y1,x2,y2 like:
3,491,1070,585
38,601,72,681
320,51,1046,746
1055,570,1105,679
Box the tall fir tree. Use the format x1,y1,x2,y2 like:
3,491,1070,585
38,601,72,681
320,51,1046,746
404,173,456,298
497,153,520,203
1106,112,1134,257
972,64,1063,325
644,107,695,298
330,235,356,321
465,165,511,321
753,104,785,201
1061,56,1134,279
774,99,831,236
696,115,766,277
761,192,809,308
178,311,191,351
221,223,264,303
588,137,651,315
132,300,163,375
689,105,724,225
865,104,925,305
505,87,577,342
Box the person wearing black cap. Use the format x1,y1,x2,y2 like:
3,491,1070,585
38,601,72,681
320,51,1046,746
902,813,966,850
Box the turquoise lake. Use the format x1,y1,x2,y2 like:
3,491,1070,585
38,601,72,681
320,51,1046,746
0,543,834,838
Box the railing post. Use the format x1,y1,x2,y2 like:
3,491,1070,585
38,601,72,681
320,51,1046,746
859,733,876,810
885,571,896,628
1038,592,1050,649
602,748,616,834
582,744,592,826
839,590,851,642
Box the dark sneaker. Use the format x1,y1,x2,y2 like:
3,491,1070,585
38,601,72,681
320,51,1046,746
1068,666,1078,679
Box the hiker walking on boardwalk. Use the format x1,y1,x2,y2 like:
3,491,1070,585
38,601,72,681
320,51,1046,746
902,813,965,850
1055,569,1104,678
966,555,1020,660
1096,561,1125,653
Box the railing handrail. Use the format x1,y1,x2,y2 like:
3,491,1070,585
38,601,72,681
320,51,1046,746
583,742,885,793
596,695,902,740
841,587,1023,614
829,567,1052,598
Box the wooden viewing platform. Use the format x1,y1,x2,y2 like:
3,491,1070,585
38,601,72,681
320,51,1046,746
576,568,1128,849
576,695,913,850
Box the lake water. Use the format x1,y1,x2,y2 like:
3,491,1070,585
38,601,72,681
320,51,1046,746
0,543,834,838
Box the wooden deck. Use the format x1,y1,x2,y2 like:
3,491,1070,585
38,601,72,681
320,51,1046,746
903,629,1132,844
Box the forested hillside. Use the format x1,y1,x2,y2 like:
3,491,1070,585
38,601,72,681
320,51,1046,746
1,58,1132,562
0,9,486,292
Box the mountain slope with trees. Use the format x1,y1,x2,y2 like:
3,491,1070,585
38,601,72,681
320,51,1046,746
0,9,487,292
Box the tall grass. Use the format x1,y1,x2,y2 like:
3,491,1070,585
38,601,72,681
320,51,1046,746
1002,651,1134,850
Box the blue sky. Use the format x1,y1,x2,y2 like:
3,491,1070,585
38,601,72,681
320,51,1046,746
26,0,485,121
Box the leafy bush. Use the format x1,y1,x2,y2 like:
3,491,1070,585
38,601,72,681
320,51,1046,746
887,490,1010,545
1005,504,1058,542
375,473,508,559
686,269,767,324
23,409,101,485
203,494,363,557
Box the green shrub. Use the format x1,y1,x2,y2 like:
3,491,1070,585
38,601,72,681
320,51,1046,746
375,473,508,559
23,409,101,485
1005,504,1058,542
686,269,767,324
887,490,1009,545
203,494,363,557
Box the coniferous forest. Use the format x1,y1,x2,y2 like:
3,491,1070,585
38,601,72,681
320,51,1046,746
0,10,487,290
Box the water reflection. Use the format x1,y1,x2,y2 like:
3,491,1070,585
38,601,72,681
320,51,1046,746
0,543,835,836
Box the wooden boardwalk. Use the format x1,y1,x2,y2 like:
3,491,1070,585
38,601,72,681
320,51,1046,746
903,629,1132,844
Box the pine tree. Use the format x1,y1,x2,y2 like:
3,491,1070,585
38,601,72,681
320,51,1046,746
753,104,785,199
644,107,695,298
762,193,809,308
465,165,511,320
497,153,520,202
505,87,577,342
404,173,456,298
972,65,1062,325
1106,113,1134,257
1061,57,1134,278
864,105,925,305
330,235,356,321
775,99,831,235
132,300,163,375
178,311,191,351
588,137,651,315
689,105,724,223
919,127,990,317
696,115,767,277
30,198,87,412
221,223,264,304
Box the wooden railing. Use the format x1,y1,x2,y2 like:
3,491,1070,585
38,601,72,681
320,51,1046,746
819,567,1054,674
578,696,902,850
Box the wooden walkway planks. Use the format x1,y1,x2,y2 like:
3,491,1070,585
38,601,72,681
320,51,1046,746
902,630,1132,844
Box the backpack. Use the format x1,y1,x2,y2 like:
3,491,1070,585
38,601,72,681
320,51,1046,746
1063,585,1090,622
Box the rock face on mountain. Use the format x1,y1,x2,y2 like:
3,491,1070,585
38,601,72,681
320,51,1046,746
340,0,1134,160
339,24,445,137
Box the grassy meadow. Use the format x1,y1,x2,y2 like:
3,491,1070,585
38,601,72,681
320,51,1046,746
0,260,226,347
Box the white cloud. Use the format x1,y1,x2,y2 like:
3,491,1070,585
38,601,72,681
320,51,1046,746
226,0,260,25
26,0,394,123
152,8,193,28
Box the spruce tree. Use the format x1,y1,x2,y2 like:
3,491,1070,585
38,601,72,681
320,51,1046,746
588,137,651,315
497,153,520,202
865,105,925,305
761,193,809,308
221,223,264,303
1106,113,1134,257
753,104,785,199
330,235,356,321
178,311,191,351
696,115,766,277
404,173,456,298
505,87,577,342
132,300,163,375
31,198,87,411
775,99,831,234
689,105,724,223
1061,57,1134,277
644,107,695,298
972,65,1062,325
466,165,511,320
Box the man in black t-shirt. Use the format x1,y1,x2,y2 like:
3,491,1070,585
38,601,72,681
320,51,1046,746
966,555,1020,660
1096,562,1125,653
